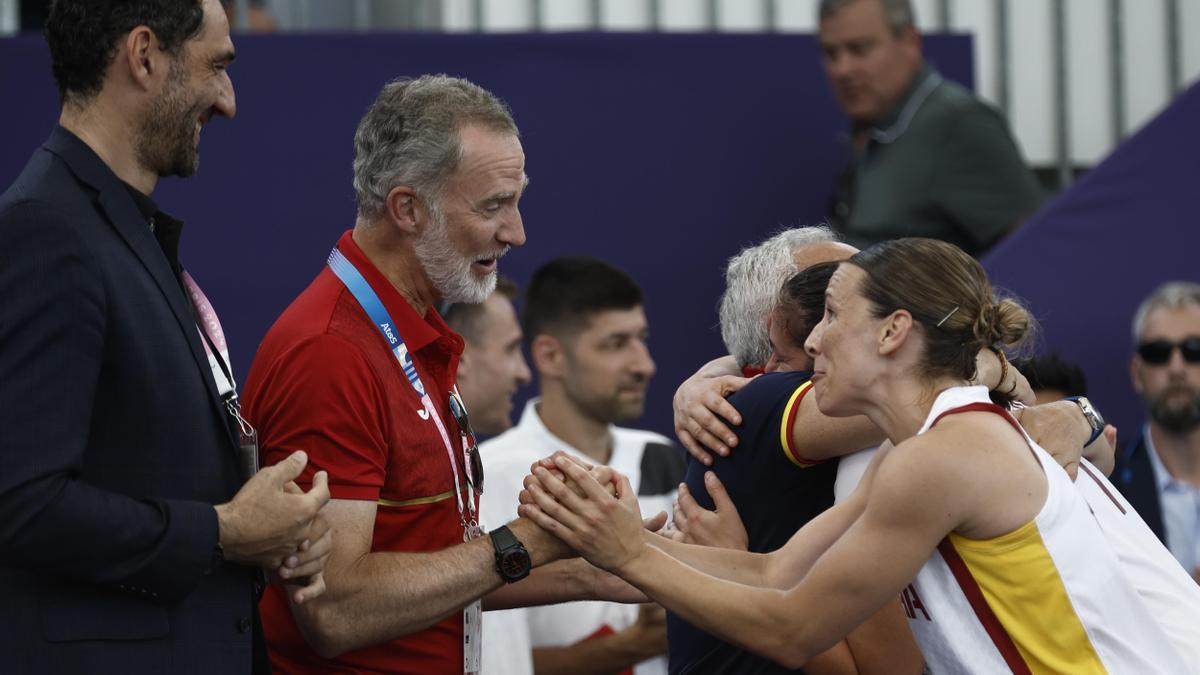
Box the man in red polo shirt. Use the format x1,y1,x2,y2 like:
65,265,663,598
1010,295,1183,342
242,75,623,674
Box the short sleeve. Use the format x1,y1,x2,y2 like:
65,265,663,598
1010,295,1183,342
246,334,390,501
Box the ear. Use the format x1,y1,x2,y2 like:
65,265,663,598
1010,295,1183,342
877,310,913,356
1129,353,1144,395
122,26,163,92
384,185,421,236
530,334,567,380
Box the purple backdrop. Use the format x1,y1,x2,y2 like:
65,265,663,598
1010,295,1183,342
0,32,973,439
983,81,1200,441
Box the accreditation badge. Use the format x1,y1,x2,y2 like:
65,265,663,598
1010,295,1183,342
463,599,482,673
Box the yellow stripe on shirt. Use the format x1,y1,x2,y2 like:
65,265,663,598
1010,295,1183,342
948,523,1106,674
779,380,818,468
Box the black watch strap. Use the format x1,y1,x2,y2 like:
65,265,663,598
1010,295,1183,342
489,525,520,552
489,525,531,583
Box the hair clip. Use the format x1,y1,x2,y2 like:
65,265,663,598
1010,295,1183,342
936,305,960,328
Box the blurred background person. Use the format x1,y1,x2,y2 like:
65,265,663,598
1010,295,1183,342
481,257,681,675
1115,281,1200,584
1011,353,1088,404
443,276,533,437
819,0,1042,256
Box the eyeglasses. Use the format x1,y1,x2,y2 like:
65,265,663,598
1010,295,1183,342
448,391,484,491
1137,337,1200,365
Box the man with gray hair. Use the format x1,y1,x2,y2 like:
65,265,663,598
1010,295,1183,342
1115,281,1200,584
669,227,923,674
718,226,840,372
243,75,639,673
819,0,1042,256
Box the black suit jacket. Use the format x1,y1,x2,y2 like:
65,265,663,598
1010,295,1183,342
1112,428,1167,545
0,127,261,674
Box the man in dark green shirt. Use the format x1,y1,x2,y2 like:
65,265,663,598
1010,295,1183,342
819,0,1043,257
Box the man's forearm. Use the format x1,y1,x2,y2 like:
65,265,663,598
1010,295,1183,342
295,517,563,658
296,534,501,657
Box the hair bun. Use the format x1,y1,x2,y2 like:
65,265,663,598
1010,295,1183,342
992,298,1031,347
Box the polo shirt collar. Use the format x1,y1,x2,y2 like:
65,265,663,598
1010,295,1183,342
860,62,943,145
1143,423,1185,493
334,230,463,355
515,397,614,462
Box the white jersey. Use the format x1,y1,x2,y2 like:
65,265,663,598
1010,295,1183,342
833,446,876,503
904,386,1187,674
1075,457,1200,670
479,399,682,675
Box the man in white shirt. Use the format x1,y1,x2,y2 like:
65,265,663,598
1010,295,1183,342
481,257,682,675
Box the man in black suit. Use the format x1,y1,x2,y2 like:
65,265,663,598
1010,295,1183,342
0,1,332,672
1115,281,1200,584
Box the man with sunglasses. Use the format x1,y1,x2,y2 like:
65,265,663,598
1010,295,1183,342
1115,280,1200,584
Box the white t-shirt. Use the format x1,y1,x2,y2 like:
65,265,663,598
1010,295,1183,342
479,399,681,675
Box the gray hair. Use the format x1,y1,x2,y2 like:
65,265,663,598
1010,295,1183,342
1132,281,1200,343
819,0,915,34
353,74,518,221
719,226,839,368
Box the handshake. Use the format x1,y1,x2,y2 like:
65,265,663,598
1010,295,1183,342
516,451,666,573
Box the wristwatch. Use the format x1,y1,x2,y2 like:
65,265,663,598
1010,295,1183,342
1064,396,1105,447
489,525,531,583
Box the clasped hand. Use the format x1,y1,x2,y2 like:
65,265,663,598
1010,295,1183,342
517,451,650,573
216,450,333,604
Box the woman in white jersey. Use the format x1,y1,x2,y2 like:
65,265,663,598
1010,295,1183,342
521,238,1189,673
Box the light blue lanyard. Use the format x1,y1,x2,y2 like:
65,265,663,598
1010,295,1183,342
327,248,476,520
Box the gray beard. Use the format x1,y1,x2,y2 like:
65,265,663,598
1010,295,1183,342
1148,391,1200,434
414,211,497,305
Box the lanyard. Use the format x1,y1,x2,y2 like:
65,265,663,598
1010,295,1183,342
327,248,477,524
181,270,255,441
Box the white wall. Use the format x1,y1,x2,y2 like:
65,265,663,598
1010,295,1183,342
438,0,1200,168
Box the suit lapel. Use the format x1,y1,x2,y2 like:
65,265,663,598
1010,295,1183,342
46,128,238,452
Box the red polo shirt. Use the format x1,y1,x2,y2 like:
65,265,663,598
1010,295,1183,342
243,230,475,674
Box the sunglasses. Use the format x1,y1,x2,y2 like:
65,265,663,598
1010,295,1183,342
1137,337,1200,365
448,391,484,491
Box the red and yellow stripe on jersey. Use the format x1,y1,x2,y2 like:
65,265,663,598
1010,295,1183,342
779,380,826,468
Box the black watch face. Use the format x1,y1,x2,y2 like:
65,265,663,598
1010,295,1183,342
500,550,531,579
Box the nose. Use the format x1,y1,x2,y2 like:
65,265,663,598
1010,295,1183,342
804,320,825,359
500,208,526,248
514,352,532,386
631,339,656,379
1167,344,1190,375
765,352,782,373
824,52,853,81
214,72,236,119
